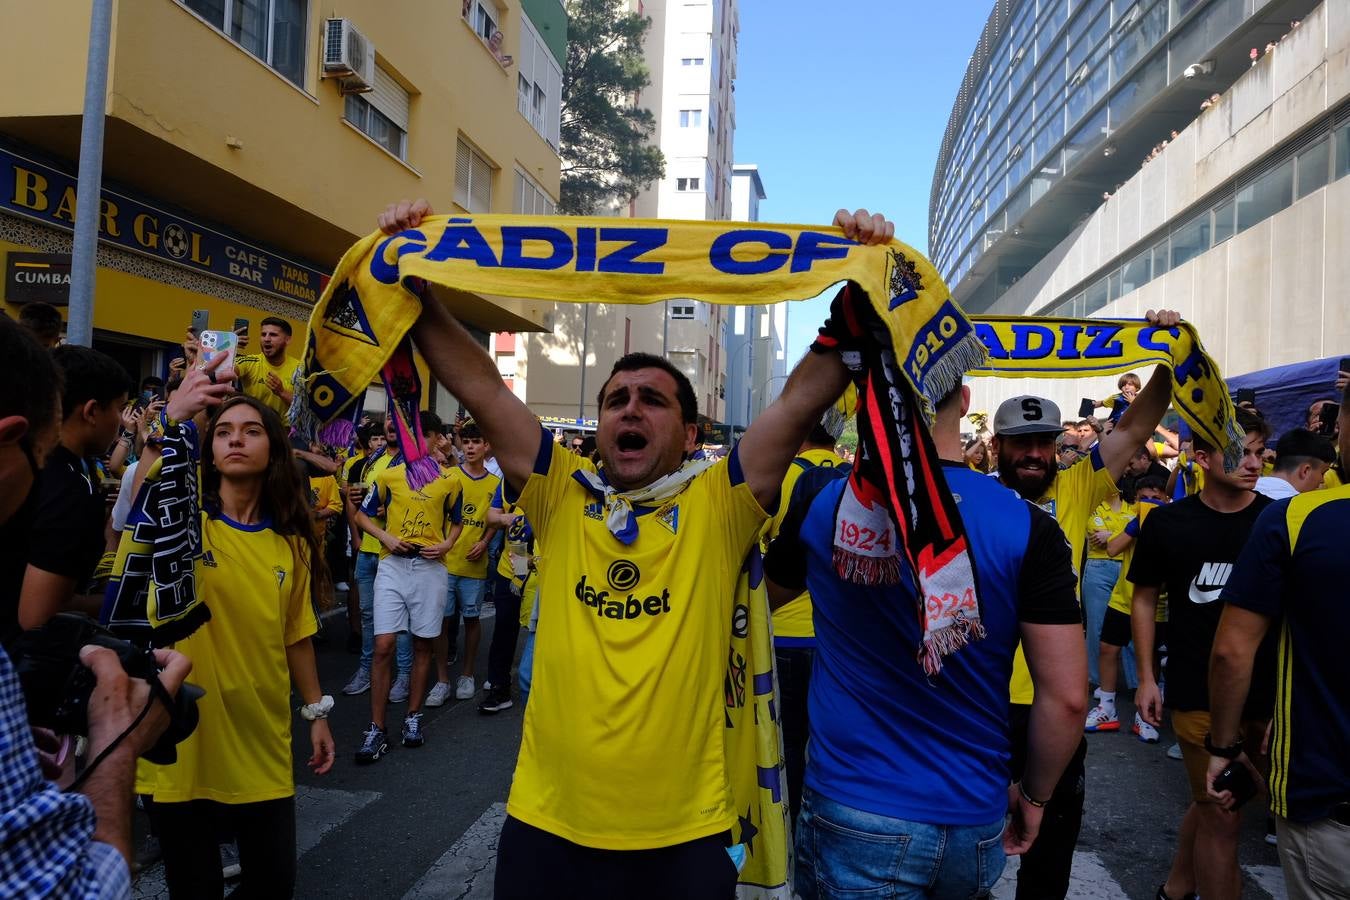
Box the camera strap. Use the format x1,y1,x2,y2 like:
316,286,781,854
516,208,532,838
63,674,168,794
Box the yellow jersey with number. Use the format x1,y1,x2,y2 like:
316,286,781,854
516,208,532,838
144,513,317,803
445,467,501,578
507,434,767,849
362,460,461,557
767,448,847,642
234,354,302,422
348,452,393,555
1009,449,1114,705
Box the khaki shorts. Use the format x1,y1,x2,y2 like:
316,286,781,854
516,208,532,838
1171,709,1269,803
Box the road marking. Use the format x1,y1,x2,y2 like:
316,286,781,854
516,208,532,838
1244,864,1288,899
992,851,1129,899
401,802,506,900
132,784,381,900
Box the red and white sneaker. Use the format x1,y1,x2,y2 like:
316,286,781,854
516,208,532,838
1133,712,1160,743
1084,705,1120,732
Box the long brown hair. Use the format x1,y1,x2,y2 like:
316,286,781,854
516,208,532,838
201,395,334,612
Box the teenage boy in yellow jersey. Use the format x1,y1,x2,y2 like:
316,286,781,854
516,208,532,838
340,417,414,700
234,318,302,422
764,419,848,831
353,447,462,760
479,482,535,713
379,199,893,897
989,340,1181,900
428,422,500,706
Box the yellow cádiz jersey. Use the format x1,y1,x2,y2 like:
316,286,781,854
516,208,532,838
350,452,394,555
1085,500,1133,561
144,513,317,803
309,475,342,540
234,354,303,422
1009,449,1115,705
767,448,847,642
508,435,768,849
445,467,501,578
363,461,461,557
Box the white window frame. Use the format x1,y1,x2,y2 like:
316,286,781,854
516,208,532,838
513,168,557,215
179,0,308,87
455,137,495,213
679,109,703,128
670,302,697,320
516,14,563,150
680,57,705,66
344,64,409,159
676,177,701,192
469,0,499,42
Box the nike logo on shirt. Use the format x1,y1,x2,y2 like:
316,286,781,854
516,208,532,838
1189,561,1234,605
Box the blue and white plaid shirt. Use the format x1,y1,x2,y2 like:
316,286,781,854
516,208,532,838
0,645,130,899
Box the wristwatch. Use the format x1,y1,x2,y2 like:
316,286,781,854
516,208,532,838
299,695,335,721
1203,732,1244,759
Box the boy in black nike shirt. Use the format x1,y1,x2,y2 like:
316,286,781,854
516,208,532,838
1129,409,1274,900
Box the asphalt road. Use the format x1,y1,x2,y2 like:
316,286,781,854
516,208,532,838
131,604,1287,899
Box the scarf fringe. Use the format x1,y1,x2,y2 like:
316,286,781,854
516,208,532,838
920,333,987,414
318,418,356,450
405,454,443,491
832,547,902,586
917,615,988,677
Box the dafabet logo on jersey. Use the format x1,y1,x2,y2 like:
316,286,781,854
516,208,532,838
574,559,672,620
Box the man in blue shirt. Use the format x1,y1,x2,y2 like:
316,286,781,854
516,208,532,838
0,316,197,898
765,381,1088,899
1206,389,1350,899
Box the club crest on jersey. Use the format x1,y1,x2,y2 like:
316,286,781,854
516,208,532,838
657,504,679,535
273,566,288,587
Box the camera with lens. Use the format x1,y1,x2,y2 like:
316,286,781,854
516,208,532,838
14,613,203,765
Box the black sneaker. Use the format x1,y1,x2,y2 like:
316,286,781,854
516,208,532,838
355,722,389,764
402,712,426,748
1156,885,1199,900
478,687,514,715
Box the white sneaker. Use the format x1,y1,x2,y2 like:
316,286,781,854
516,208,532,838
425,681,453,707
1167,742,1184,760
388,674,410,703
1084,705,1120,732
455,675,476,699
1132,712,1160,743
335,581,350,592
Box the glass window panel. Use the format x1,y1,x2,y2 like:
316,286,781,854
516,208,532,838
185,0,226,29
1108,52,1165,128
1084,276,1109,314
1007,182,1032,224
1041,0,1069,38
1336,122,1350,179
1110,1,1166,80
1296,137,1331,199
228,0,267,58
1107,270,1122,302
1235,158,1294,232
1152,238,1169,277
1121,248,1150,293
1168,0,1242,82
1064,106,1108,170
1170,209,1210,268
1170,0,1203,26
1212,197,1235,243
270,0,306,86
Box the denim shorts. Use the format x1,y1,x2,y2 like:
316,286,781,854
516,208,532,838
796,787,1006,899
446,574,486,619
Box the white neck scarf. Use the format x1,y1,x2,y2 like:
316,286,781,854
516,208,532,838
572,457,715,545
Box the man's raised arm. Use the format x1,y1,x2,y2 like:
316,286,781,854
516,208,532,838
736,209,891,510
378,200,542,492
1097,309,1181,478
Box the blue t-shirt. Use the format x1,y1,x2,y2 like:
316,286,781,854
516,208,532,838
764,463,1079,825
1220,486,1350,823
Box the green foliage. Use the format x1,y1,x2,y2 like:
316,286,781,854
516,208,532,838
559,0,665,214
837,418,858,452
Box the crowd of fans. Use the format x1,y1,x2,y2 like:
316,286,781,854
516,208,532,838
1,200,1347,900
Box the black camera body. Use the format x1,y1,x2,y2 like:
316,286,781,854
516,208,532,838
14,614,202,765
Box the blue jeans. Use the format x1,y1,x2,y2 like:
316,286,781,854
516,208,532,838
517,630,535,709
1080,558,1119,687
356,552,411,676
796,788,1005,899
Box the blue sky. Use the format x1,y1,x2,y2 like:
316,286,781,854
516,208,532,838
732,0,994,359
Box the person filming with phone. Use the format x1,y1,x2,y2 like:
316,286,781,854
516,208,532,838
1206,386,1350,900
233,317,301,423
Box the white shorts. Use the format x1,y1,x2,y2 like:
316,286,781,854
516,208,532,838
372,555,448,639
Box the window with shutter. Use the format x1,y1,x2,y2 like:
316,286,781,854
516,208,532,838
455,138,472,209
470,150,493,212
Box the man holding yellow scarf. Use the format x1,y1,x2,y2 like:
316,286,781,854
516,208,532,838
375,200,890,898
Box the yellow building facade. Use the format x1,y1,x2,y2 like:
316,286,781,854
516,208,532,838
0,0,562,406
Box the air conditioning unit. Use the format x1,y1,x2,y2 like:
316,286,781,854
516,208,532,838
323,18,374,93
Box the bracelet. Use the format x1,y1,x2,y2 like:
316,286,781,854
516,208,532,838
1204,732,1244,759
1017,781,1049,808
299,695,335,721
